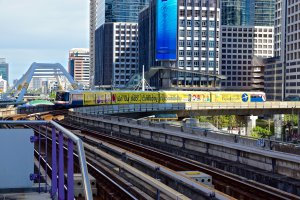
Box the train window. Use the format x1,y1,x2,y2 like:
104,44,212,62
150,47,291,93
55,92,69,101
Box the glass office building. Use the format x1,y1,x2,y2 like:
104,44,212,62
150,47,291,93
254,0,275,26
221,0,254,26
96,0,149,28
222,0,274,26
94,0,149,86
139,0,223,90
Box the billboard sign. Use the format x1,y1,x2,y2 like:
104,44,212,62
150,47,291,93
156,0,177,60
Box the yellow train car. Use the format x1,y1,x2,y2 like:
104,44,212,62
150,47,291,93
111,92,131,104
189,91,211,102
95,92,111,105
140,92,160,104
159,91,180,103
83,92,96,106
83,91,111,105
159,91,211,103
211,92,250,103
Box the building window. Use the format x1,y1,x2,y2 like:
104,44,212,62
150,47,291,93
209,41,215,48
179,61,184,66
187,41,192,47
179,40,184,47
187,20,192,27
209,61,215,67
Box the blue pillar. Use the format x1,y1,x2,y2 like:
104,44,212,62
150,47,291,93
51,127,57,198
67,139,74,200
58,132,65,200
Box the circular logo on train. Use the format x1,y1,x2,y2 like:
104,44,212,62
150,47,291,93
242,93,249,102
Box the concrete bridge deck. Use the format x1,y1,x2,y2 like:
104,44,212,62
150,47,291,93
68,111,300,195
75,101,300,116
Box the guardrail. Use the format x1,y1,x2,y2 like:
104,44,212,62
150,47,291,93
0,120,93,200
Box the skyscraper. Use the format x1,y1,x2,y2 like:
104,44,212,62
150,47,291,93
221,0,275,91
69,48,90,88
284,1,300,96
220,26,274,90
96,0,149,29
221,0,275,26
0,58,9,84
93,0,149,87
221,0,253,26
254,0,275,26
95,22,139,87
139,0,222,90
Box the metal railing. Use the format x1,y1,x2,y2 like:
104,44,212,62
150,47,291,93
0,120,93,200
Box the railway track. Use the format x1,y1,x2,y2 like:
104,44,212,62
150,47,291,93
58,119,300,200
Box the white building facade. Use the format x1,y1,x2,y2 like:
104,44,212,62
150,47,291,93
220,26,274,90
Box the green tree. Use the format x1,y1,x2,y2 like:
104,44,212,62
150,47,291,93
251,126,272,138
196,116,211,123
283,114,298,126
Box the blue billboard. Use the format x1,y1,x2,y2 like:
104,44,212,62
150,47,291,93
156,0,177,61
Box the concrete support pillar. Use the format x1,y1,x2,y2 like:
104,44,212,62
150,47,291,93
273,114,284,140
246,115,258,136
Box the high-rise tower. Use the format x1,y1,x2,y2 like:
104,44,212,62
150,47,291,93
92,0,149,87
138,0,222,90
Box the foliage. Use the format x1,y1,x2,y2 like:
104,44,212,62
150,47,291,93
283,114,298,126
196,116,211,123
251,126,272,138
49,91,56,99
256,118,274,134
196,115,244,129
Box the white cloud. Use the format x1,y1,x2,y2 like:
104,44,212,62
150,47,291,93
0,0,89,83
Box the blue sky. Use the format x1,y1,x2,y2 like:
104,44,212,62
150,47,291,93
0,0,89,84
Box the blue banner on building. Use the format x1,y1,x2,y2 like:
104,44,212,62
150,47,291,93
156,0,177,60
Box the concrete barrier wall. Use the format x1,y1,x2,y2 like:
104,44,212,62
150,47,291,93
69,112,300,179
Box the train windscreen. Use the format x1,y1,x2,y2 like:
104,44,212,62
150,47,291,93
55,92,70,101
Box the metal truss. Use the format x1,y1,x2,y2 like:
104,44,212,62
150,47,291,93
4,62,79,102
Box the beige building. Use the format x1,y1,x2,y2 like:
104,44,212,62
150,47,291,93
68,48,90,88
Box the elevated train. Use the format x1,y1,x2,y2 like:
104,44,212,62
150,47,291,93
55,90,266,108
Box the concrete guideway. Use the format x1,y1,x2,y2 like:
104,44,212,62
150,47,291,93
75,101,300,116
69,111,300,182
75,131,232,200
